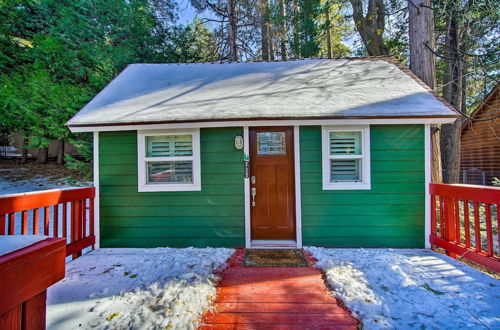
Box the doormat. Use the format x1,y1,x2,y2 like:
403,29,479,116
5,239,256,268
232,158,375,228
243,249,310,267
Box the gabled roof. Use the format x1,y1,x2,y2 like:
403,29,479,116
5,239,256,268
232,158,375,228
462,83,499,132
67,58,458,129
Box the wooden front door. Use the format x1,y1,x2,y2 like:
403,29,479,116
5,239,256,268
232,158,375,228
250,127,295,240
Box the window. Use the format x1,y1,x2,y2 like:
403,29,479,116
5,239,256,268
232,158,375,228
257,132,286,155
322,125,371,190
138,129,201,192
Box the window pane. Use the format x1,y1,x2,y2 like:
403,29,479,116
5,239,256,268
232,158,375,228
146,135,192,157
257,132,286,155
330,131,361,155
330,159,360,182
147,161,193,184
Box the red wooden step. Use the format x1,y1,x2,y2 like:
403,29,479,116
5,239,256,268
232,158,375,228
214,293,336,304
199,325,358,330
203,312,359,325
200,250,359,329
219,274,322,286
213,302,347,314
217,285,328,295
223,267,319,276
200,325,358,330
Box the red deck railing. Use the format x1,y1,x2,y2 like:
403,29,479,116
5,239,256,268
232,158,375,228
430,183,500,272
0,187,96,259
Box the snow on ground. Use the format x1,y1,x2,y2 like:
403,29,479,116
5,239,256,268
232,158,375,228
0,169,71,195
306,247,500,329
0,235,48,256
0,174,92,242
47,247,234,330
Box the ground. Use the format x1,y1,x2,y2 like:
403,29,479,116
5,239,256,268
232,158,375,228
307,247,500,329
0,159,87,194
47,248,233,330
2,163,499,328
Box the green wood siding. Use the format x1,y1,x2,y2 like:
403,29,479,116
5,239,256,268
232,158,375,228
300,125,425,248
99,128,245,248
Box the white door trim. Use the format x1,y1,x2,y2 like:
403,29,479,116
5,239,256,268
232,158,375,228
243,127,251,248
294,126,303,248
245,126,301,249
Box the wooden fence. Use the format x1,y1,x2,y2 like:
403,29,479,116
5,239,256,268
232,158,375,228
0,187,95,259
430,183,500,272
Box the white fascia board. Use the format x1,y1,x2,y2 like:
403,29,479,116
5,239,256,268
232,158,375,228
68,117,457,133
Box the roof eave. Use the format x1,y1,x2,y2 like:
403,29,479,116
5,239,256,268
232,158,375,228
68,115,458,133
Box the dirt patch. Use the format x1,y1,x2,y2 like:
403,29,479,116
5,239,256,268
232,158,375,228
432,246,499,279
0,158,87,183
244,249,310,267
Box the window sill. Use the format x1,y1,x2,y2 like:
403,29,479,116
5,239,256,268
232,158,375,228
322,182,371,190
138,184,202,192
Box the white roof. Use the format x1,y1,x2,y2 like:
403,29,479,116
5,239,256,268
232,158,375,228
67,58,457,128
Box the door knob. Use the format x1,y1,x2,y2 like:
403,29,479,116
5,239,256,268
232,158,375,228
251,187,256,206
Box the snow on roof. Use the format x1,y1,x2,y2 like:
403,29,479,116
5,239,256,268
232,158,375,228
67,58,457,127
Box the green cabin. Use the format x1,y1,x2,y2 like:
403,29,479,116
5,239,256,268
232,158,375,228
67,58,457,249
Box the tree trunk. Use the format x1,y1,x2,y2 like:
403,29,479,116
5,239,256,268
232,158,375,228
279,0,287,60
440,14,462,184
349,0,388,56
20,136,28,164
408,0,436,90
325,7,332,58
57,139,65,165
37,147,48,164
228,0,238,61
292,0,301,58
260,0,269,60
268,0,275,63
408,0,441,183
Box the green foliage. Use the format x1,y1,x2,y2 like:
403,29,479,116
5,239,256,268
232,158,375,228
433,0,500,109
293,0,322,57
0,0,220,176
493,177,500,187
317,0,351,58
164,17,220,62
65,135,93,181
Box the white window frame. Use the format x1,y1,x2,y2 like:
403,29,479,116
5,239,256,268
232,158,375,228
137,129,201,192
322,125,371,190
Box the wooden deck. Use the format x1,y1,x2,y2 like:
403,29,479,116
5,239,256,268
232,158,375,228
200,250,359,329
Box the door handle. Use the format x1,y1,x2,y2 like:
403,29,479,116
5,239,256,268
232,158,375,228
251,188,256,207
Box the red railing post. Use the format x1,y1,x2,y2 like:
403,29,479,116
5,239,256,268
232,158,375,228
0,214,5,235
430,194,436,237
485,204,493,257
33,209,39,235
0,187,96,260
443,197,457,258
429,183,500,273
43,207,50,236
21,211,28,235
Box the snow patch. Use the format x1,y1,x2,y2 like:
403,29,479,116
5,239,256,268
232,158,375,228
306,247,500,329
0,175,70,195
0,235,48,256
47,247,233,329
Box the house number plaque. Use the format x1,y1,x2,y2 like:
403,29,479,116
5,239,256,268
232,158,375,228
234,135,243,150
243,153,250,178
